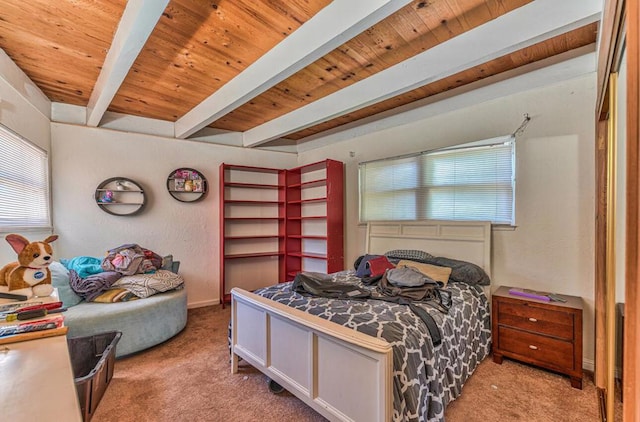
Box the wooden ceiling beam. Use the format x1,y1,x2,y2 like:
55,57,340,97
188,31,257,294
173,0,414,139
243,0,602,147
86,0,170,127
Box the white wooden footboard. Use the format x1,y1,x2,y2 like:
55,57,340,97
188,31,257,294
231,288,393,422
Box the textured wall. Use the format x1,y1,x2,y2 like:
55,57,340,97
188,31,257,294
50,125,297,307
298,72,597,365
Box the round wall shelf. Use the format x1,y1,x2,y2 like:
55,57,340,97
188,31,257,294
167,168,208,203
95,177,146,216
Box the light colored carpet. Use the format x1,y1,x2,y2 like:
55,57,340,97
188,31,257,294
92,305,604,422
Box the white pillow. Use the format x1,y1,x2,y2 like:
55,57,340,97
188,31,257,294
112,270,184,298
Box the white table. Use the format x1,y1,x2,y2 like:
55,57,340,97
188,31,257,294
0,289,82,421
0,335,82,421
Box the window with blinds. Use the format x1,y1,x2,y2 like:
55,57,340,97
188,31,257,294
0,125,51,231
359,136,515,225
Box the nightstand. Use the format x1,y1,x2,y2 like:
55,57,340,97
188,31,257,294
491,286,583,389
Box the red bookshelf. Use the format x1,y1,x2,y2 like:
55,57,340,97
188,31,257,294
219,160,344,306
220,164,286,306
284,159,344,281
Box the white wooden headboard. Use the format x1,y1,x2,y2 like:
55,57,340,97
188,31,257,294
365,220,492,279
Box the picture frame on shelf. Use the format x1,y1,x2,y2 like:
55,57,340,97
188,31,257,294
174,178,186,191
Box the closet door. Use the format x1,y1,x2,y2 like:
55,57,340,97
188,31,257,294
595,1,639,420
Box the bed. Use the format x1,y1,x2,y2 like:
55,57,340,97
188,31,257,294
230,220,492,422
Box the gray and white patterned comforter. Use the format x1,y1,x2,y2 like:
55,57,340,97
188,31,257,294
252,270,491,422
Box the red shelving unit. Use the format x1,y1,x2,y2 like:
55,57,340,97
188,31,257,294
284,159,344,281
220,164,286,306
220,160,344,305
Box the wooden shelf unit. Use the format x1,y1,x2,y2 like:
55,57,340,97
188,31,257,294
220,160,344,305
284,160,343,281
285,160,344,281
166,167,208,202
220,164,286,305
492,286,583,389
94,177,146,216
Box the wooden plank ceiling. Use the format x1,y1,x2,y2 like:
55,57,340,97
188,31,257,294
0,0,599,148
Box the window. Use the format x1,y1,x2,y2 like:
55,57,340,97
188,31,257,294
0,124,51,231
359,136,515,225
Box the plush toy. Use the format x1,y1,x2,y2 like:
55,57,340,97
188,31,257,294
100,190,114,203
0,234,58,298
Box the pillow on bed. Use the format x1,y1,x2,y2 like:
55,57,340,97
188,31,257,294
396,260,452,287
50,261,84,307
384,249,434,262
161,254,174,271
111,270,184,298
427,256,490,286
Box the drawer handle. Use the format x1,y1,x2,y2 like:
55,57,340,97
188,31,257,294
529,345,538,350
528,317,538,322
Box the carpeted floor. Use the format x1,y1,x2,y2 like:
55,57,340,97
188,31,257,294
93,305,604,422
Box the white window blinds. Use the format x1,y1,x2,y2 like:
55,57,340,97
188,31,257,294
0,125,51,231
359,136,515,224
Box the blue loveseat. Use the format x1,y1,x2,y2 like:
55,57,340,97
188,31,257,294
51,261,187,357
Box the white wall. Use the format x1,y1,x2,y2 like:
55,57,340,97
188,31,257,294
51,124,297,307
0,49,52,265
298,74,597,364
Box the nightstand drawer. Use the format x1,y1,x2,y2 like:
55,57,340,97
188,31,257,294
497,300,574,340
498,326,574,370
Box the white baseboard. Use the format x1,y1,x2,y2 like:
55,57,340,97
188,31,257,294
187,299,220,309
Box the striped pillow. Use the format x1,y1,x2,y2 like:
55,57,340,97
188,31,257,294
384,249,434,262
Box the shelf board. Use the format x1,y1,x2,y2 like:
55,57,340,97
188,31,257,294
224,200,284,205
287,197,327,204
223,164,283,173
287,178,327,189
224,251,284,259
97,202,144,205
287,235,328,240
286,252,328,259
224,182,283,189
96,188,143,193
286,216,327,220
225,235,283,239
168,190,204,193
224,217,284,221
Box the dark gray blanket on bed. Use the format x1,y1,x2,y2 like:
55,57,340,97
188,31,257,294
252,270,491,422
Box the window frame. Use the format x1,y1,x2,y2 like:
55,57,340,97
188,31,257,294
358,136,516,225
0,123,52,233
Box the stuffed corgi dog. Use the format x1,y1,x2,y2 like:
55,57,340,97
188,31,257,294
0,234,58,298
